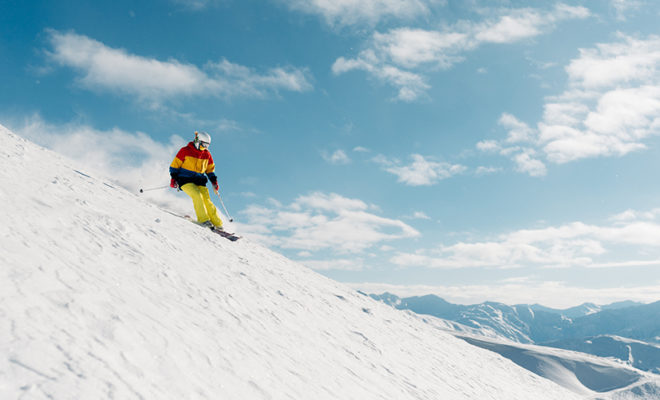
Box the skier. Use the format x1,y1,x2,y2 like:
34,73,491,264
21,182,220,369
169,131,224,230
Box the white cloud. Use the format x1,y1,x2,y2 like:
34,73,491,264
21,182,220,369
170,0,220,10
411,211,431,220
475,166,501,175
475,4,589,44
375,154,466,185
476,140,501,152
566,34,660,89
333,4,589,101
478,126,548,176
322,149,351,164
401,211,432,220
478,115,546,175
372,28,470,69
303,258,366,271
208,59,313,94
294,192,369,212
353,146,371,153
333,54,430,101
45,30,312,106
389,209,660,270
485,34,660,173
350,281,660,309
280,0,438,27
557,36,660,158
499,113,535,144
512,149,547,176
609,208,660,222
167,110,252,135
5,114,194,216
610,0,642,20
240,192,419,253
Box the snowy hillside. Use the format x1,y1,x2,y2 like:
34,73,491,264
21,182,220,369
371,296,660,398
0,124,581,399
414,316,660,399
371,293,660,378
456,334,660,399
546,335,660,374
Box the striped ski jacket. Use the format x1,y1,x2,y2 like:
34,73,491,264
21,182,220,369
169,142,218,187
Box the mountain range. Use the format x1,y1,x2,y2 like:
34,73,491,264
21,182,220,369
370,293,660,374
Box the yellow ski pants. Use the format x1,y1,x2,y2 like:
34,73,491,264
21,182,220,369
181,183,223,228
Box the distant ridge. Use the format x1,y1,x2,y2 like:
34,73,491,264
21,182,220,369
370,292,660,373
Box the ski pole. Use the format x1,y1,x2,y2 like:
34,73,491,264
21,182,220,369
215,189,234,222
139,185,169,193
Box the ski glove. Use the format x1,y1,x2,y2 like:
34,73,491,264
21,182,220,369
212,181,219,193
170,178,178,189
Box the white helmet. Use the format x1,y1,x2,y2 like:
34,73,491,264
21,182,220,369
194,131,211,150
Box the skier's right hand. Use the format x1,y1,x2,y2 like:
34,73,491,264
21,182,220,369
170,178,178,189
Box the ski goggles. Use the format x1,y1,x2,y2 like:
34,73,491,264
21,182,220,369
199,141,210,148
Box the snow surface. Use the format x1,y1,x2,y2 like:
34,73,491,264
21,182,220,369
0,124,584,399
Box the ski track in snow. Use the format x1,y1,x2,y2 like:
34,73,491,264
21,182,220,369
0,124,587,399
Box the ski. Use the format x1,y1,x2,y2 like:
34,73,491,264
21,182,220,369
173,213,241,241
209,227,241,241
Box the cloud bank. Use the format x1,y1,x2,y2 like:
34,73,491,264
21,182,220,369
481,34,660,174
333,4,590,101
240,192,420,254
374,154,466,185
281,0,439,27
391,208,660,270
351,280,660,309
45,30,313,106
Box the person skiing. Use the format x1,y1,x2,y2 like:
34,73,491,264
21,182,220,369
169,131,224,230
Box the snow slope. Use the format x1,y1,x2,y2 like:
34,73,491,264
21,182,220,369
545,335,660,374
0,124,581,399
456,334,660,399
409,316,660,399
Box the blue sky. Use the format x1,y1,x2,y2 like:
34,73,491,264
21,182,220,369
3,0,660,307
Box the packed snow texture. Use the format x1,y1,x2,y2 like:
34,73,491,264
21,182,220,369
0,124,583,399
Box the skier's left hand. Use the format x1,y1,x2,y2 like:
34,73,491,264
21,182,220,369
212,181,219,193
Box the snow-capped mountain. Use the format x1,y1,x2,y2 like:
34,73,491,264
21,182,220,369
531,301,644,319
0,125,584,399
370,293,565,343
371,293,660,344
371,293,660,377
